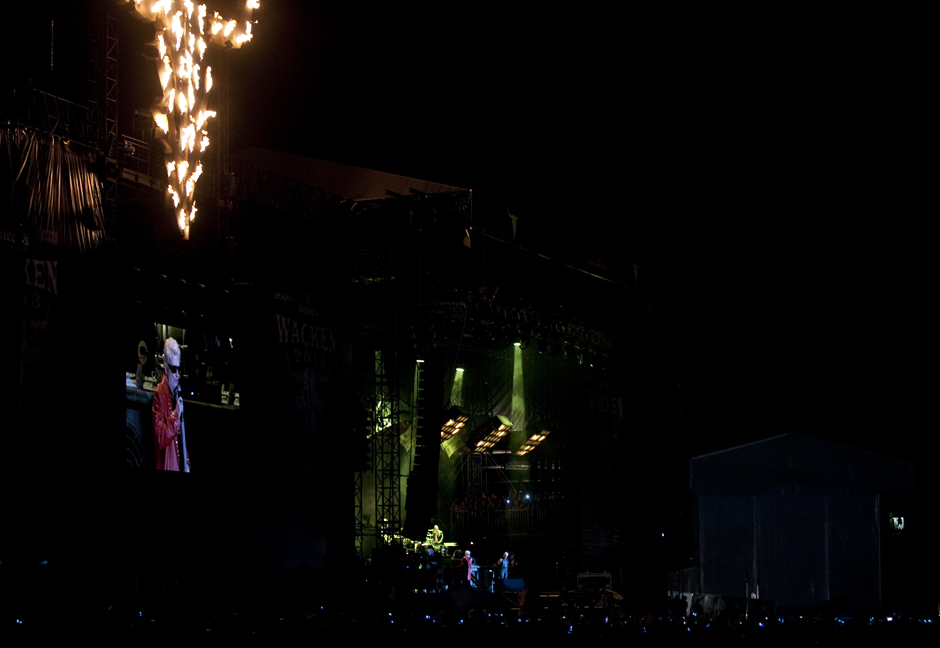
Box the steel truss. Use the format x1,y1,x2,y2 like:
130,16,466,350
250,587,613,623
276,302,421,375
373,349,402,548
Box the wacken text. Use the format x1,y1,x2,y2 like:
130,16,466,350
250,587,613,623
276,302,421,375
275,314,336,354
24,258,58,295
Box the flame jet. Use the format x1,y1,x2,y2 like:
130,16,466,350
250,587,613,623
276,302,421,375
123,0,259,239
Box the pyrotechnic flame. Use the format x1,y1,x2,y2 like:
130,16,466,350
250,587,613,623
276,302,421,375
154,113,169,134
158,56,171,89
123,0,260,238
181,124,196,154
235,21,252,44
171,12,183,50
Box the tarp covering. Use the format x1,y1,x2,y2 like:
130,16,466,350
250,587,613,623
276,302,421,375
690,434,913,609
0,128,105,251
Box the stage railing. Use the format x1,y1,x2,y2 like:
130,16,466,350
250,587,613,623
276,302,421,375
450,507,565,537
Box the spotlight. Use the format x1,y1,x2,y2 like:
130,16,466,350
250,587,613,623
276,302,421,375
456,364,465,372
440,406,470,441
472,415,512,452
513,338,522,347
516,428,550,455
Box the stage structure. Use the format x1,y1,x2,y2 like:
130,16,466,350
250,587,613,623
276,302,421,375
689,434,914,609
3,3,673,581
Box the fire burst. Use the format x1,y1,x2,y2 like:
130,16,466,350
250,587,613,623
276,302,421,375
123,1,259,239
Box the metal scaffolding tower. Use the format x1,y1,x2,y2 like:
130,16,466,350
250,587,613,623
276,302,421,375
468,453,484,497
372,350,402,548
354,468,364,559
87,5,120,226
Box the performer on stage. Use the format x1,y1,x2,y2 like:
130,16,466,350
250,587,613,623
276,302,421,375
497,551,509,581
432,524,444,545
459,549,473,587
152,337,190,471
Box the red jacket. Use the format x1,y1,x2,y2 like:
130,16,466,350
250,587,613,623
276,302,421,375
460,555,473,581
152,376,184,471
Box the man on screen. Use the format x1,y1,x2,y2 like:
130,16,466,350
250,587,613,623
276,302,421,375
152,337,190,471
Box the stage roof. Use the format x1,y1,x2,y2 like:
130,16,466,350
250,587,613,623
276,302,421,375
690,433,914,496
233,147,468,203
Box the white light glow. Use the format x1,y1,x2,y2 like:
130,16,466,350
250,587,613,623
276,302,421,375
154,113,169,134
158,57,171,89
236,21,252,44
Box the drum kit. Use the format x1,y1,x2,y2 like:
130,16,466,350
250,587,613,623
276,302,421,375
379,526,455,557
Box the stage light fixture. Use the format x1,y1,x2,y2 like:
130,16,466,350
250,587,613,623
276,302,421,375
473,414,512,452
456,364,465,372
516,428,550,455
513,338,522,347
440,406,470,441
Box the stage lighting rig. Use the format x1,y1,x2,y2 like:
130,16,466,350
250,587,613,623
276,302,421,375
516,428,550,455
472,415,512,453
440,406,470,442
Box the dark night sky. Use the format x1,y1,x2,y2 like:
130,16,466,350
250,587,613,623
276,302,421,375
226,3,931,461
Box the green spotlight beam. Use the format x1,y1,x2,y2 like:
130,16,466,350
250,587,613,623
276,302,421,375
510,345,528,467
